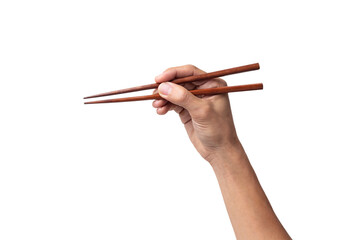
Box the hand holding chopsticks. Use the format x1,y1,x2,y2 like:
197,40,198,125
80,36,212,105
83,63,263,104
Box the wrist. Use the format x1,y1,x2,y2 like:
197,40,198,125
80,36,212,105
208,140,249,170
209,140,256,186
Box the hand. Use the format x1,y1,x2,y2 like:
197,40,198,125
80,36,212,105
152,65,242,164
153,65,291,239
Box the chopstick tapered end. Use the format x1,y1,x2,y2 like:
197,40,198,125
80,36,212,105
84,94,100,99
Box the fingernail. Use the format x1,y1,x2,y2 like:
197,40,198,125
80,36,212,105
159,82,172,95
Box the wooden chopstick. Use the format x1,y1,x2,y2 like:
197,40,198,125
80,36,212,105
84,83,263,104
83,63,260,99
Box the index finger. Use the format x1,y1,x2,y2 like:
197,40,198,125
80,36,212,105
155,64,206,83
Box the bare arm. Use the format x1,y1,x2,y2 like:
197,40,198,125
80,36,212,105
210,142,290,239
153,65,291,239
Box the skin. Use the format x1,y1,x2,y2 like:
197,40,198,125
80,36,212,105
152,65,291,240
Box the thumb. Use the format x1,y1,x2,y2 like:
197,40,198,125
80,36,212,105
158,82,203,114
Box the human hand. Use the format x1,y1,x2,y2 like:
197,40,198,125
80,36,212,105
152,65,242,164
153,66,290,239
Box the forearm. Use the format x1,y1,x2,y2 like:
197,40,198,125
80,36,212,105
211,141,291,240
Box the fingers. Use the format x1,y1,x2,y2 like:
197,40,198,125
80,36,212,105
152,65,206,114
156,104,171,115
152,79,197,109
155,64,205,83
178,108,192,125
152,99,167,108
154,100,191,126
197,78,227,89
155,102,183,115
157,82,204,115
153,65,224,120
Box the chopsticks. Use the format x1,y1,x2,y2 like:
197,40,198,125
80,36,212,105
84,83,263,104
84,63,262,104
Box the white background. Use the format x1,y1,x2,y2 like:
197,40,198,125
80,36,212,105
1,0,359,239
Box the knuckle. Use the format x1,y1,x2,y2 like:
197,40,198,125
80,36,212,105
184,64,198,73
177,89,189,103
162,67,175,77
164,66,175,72
166,64,196,73
217,79,227,87
185,64,197,69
